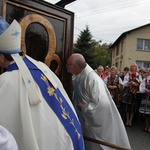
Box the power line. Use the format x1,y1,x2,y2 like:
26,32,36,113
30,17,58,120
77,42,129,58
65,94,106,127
74,23,150,44
74,27,114,43
72,0,125,14
71,0,150,18
68,0,150,43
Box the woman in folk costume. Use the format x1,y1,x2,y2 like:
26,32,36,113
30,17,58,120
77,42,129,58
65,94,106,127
122,62,142,126
104,66,123,111
139,71,150,132
120,67,129,81
96,65,106,80
0,17,84,150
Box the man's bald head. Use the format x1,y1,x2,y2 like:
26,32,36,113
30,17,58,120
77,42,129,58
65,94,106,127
66,53,86,75
69,53,86,69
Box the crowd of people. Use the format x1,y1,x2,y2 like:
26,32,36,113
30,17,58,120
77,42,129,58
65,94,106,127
96,63,150,133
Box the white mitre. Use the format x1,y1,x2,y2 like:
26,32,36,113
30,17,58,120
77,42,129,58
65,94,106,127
0,17,41,105
0,17,21,54
0,125,18,150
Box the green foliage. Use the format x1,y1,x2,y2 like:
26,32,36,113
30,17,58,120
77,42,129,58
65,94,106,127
74,26,95,68
74,25,112,69
93,42,112,68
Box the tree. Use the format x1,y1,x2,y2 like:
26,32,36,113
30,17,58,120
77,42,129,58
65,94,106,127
93,42,112,68
74,25,96,68
74,25,112,69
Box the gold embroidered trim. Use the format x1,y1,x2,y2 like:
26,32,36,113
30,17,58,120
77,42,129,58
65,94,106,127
41,74,81,139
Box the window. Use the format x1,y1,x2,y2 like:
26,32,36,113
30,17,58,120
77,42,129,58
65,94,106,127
115,62,118,68
112,49,115,57
121,41,123,52
137,39,150,51
143,62,150,69
120,61,122,69
136,61,150,70
116,44,119,56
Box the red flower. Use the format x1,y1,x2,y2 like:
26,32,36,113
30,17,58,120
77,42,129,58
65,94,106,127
148,79,150,85
130,73,136,80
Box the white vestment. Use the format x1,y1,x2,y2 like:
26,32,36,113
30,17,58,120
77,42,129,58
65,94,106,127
0,125,18,150
0,59,84,150
73,64,131,150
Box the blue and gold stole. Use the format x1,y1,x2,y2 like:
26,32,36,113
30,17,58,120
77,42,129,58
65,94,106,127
7,57,84,150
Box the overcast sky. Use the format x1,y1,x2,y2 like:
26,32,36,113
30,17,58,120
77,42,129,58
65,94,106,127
45,0,150,44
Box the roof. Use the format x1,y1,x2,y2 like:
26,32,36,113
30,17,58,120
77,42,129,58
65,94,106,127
110,23,150,49
55,0,76,8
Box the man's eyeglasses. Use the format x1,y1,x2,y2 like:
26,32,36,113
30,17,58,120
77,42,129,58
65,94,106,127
66,63,75,66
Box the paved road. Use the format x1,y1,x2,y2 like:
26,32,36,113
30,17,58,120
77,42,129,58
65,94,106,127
126,123,150,150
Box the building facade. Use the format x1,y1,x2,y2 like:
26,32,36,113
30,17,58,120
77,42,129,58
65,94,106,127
110,23,150,71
